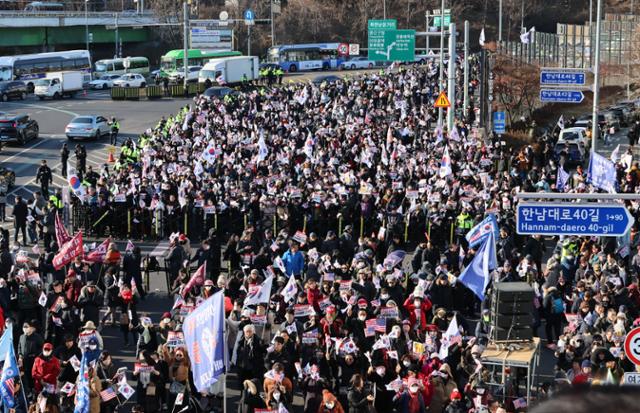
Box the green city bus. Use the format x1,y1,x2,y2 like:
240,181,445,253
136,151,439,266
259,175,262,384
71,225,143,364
159,49,242,77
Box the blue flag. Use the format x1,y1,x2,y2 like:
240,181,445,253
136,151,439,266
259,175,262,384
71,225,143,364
0,343,18,409
587,151,616,192
465,214,499,249
74,355,90,413
0,327,13,363
184,290,225,392
458,231,497,301
556,167,570,191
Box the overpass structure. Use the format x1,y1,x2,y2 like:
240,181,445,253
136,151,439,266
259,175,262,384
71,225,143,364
0,11,171,48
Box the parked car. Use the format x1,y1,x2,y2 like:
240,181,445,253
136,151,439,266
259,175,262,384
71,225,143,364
113,73,147,88
169,66,202,83
339,57,375,70
203,86,238,99
0,81,27,102
90,74,121,90
312,75,341,85
0,113,39,145
65,115,110,140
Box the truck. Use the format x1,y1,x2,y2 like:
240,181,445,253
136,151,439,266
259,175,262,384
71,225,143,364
34,71,84,100
199,56,260,85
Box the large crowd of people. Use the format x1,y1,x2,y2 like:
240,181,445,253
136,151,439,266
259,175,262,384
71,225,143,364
0,54,639,413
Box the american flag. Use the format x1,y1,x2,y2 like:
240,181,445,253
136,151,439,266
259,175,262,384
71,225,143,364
100,387,118,402
4,377,14,396
366,318,386,333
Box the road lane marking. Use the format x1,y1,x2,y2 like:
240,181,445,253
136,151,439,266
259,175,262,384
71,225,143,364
2,102,79,117
1,138,49,163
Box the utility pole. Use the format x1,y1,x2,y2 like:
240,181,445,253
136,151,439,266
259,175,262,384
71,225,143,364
520,0,524,31
248,24,252,55
114,13,119,58
85,0,89,52
498,0,502,43
437,0,445,128
383,0,386,19
183,1,189,92
589,0,593,66
270,0,275,47
425,12,430,53
464,20,469,118
447,22,456,131
592,0,602,153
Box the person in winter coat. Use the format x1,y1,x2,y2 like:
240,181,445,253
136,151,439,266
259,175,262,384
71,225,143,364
233,324,266,383
77,282,103,325
123,247,145,298
347,374,374,413
393,379,426,413
18,319,44,397
428,364,456,413
318,390,346,413
239,379,266,413
63,270,83,305
403,294,433,333
54,334,82,387
88,367,102,413
444,389,469,413
300,367,329,413
31,342,60,394
264,363,294,410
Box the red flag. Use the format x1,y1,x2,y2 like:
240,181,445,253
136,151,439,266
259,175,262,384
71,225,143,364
53,232,83,270
85,238,111,263
181,262,206,297
55,212,71,248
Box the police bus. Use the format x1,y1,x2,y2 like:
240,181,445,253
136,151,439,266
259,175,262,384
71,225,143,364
266,43,346,72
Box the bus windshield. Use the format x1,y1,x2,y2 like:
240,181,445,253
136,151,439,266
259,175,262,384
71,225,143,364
94,61,110,73
0,66,11,81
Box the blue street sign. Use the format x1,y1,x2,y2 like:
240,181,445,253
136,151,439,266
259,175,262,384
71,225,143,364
540,89,584,103
516,203,634,237
540,70,586,85
244,9,255,21
493,111,506,135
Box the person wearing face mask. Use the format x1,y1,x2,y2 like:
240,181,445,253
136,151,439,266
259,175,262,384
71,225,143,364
404,293,433,334
318,389,345,413
367,362,395,413
393,378,426,413
54,334,82,388
264,362,293,410
280,308,303,345
31,342,60,395
162,345,191,407
97,352,119,413
239,378,267,413
18,320,43,398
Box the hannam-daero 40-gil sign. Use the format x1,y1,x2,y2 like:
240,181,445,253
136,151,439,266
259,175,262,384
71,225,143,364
516,203,634,237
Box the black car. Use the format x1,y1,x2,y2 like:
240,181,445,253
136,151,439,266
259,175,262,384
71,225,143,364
203,86,239,99
0,81,27,102
0,114,39,145
312,75,341,85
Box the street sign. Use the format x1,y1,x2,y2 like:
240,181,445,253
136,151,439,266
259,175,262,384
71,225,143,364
367,19,397,61
625,327,640,366
434,91,451,108
349,43,360,56
623,372,640,385
539,89,584,103
516,203,634,237
493,111,506,135
272,0,281,14
540,70,586,85
432,9,451,28
382,29,416,61
337,43,349,56
244,9,255,25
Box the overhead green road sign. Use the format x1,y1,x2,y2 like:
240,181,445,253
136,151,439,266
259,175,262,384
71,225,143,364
368,19,397,61
380,29,416,61
432,9,451,28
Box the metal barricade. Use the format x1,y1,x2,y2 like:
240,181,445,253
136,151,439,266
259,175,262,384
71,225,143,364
146,85,163,100
110,87,126,100
124,87,140,101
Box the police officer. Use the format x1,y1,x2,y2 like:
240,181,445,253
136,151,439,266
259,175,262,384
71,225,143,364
109,116,120,146
60,143,69,178
276,66,284,85
36,160,52,197
75,144,86,180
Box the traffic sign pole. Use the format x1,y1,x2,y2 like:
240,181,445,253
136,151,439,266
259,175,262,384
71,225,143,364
437,0,446,128
624,327,640,366
447,22,456,132
592,0,602,154
463,20,469,119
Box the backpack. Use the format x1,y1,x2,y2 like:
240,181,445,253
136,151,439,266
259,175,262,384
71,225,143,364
552,297,564,314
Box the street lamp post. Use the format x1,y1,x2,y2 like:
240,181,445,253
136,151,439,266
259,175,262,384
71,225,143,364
85,0,89,52
592,0,602,153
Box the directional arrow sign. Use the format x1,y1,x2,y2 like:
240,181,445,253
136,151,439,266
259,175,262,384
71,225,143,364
540,70,586,85
540,89,584,103
516,203,634,237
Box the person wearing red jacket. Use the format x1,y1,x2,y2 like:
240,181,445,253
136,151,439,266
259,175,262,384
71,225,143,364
403,294,433,333
63,270,83,305
306,278,322,312
31,342,61,394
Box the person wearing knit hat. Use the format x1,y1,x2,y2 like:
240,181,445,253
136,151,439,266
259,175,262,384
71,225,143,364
318,389,345,413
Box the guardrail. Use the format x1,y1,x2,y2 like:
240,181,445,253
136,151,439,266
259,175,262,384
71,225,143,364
0,10,155,18
111,83,208,101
